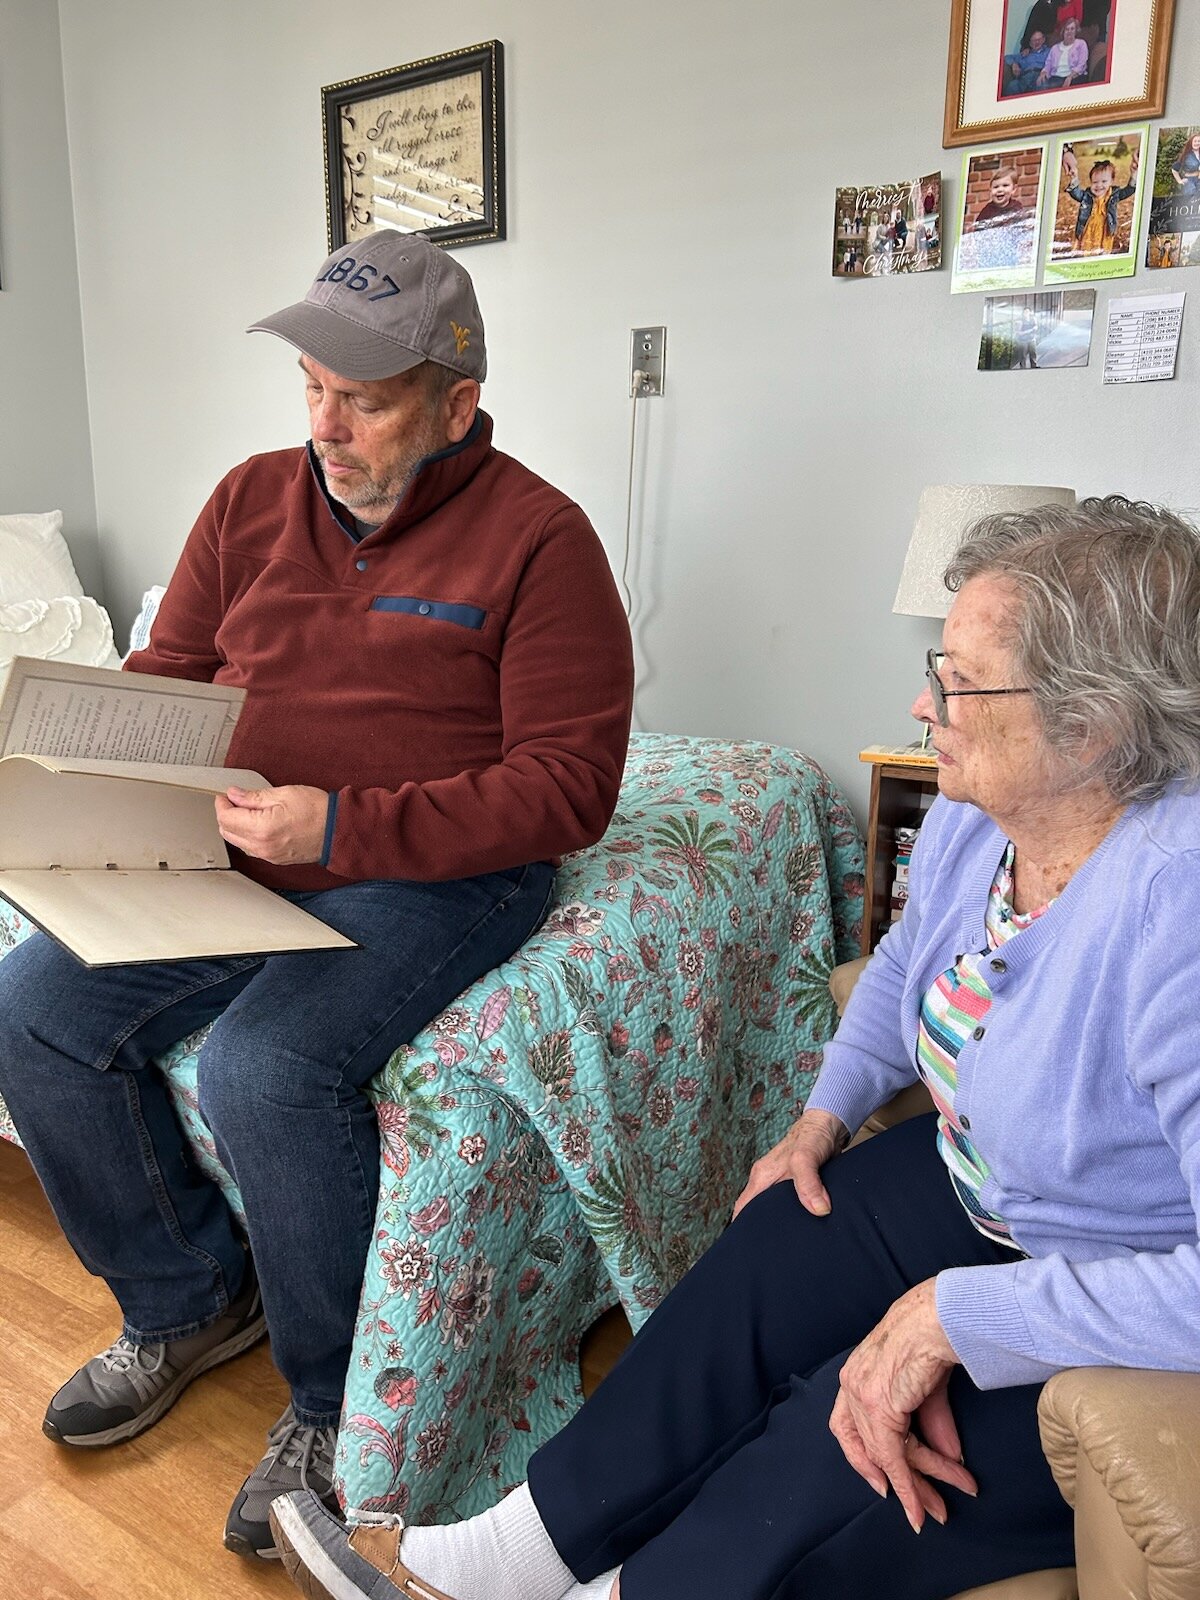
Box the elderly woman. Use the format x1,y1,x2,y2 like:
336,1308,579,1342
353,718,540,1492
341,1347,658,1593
271,496,1200,1600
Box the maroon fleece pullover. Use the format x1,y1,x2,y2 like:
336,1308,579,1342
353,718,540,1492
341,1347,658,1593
125,412,634,892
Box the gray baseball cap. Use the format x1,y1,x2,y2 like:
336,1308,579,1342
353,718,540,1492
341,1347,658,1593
248,229,486,382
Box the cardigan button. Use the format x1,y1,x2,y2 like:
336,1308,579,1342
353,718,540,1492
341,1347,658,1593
990,958,1007,973
356,558,368,571
972,1025,985,1040
960,1115,972,1130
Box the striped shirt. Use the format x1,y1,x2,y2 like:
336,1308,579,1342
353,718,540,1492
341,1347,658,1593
915,843,1050,1248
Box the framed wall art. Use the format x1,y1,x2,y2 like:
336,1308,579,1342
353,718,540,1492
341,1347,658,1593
943,0,1174,149
323,41,505,251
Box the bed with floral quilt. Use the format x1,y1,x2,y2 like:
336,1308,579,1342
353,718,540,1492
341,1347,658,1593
0,731,863,1522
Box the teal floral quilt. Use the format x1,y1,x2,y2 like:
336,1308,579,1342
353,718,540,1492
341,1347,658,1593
0,733,863,1521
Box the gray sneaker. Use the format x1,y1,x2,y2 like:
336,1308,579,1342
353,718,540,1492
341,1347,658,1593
224,1403,340,1561
43,1257,265,1448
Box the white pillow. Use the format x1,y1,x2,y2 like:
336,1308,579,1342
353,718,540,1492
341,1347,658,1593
126,584,167,656
0,511,84,605
0,597,120,671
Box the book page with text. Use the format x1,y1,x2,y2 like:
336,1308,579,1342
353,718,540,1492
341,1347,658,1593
0,658,244,766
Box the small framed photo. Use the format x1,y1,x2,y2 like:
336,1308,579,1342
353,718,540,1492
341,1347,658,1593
1044,125,1147,283
944,0,1174,149
323,41,505,252
951,144,1048,294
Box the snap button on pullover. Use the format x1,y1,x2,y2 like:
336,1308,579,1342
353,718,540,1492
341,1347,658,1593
355,558,368,571
418,602,431,615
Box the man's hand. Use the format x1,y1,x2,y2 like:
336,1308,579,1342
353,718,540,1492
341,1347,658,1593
215,785,328,865
732,1108,848,1219
829,1279,975,1534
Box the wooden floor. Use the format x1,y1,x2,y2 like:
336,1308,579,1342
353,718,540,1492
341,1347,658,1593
0,1137,632,1598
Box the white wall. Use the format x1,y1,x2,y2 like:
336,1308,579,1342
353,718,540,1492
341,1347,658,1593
51,0,1200,812
0,0,98,594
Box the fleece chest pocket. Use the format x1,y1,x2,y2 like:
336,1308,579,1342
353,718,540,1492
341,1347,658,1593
370,595,487,630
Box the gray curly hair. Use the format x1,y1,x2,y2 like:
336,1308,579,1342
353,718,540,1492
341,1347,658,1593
944,495,1200,803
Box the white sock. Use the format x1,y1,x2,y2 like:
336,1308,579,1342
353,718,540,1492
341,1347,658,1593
562,1568,620,1599
396,1482,574,1600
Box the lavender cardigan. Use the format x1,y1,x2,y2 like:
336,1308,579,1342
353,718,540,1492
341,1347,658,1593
808,785,1200,1389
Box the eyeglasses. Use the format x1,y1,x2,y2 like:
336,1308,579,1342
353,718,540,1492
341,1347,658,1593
925,648,1033,728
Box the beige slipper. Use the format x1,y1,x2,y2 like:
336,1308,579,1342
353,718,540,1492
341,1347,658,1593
269,1490,461,1600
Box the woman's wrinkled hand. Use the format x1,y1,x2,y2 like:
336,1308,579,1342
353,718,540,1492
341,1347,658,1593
732,1108,848,1219
829,1279,977,1533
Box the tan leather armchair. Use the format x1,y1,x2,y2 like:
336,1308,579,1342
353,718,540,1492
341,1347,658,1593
830,958,1200,1600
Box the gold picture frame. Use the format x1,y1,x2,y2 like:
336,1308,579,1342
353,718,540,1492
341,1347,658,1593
944,0,1174,149
323,41,505,250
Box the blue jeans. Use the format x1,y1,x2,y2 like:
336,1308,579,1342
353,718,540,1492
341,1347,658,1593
1003,67,1043,94
0,864,554,1425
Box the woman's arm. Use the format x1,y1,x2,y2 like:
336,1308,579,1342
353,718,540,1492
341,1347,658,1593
734,799,957,1216
937,855,1200,1389
733,1108,849,1218
830,1282,974,1534
802,900,919,1131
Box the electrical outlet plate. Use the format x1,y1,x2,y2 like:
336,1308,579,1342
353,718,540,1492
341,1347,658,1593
630,326,666,396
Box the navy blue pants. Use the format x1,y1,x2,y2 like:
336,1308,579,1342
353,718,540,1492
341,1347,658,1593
529,1114,1074,1600
0,863,554,1425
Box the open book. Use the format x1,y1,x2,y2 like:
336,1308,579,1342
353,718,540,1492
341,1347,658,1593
0,657,355,965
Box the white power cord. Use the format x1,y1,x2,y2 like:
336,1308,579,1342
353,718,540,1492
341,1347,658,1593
620,373,647,619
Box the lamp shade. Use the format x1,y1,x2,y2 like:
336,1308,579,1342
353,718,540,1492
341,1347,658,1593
893,484,1076,618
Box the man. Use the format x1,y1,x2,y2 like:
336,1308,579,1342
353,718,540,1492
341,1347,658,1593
1002,30,1049,95
0,230,634,1559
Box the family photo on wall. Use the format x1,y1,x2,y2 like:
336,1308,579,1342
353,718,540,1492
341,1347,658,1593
945,0,1173,146
951,145,1047,293
832,175,941,277
999,0,1115,100
1046,126,1146,280
977,286,1096,368
1146,124,1200,268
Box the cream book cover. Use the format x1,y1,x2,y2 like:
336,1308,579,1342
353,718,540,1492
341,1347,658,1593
0,658,355,965
858,742,939,769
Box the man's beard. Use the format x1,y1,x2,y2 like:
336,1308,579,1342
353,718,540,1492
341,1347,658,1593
316,418,443,523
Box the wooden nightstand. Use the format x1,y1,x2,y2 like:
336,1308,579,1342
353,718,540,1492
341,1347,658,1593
858,745,940,955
